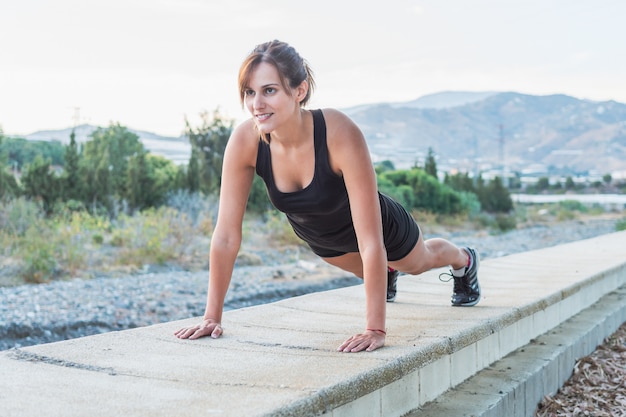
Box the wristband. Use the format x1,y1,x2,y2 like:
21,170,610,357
366,328,386,335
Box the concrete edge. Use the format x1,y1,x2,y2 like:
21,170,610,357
258,254,626,417
405,285,626,417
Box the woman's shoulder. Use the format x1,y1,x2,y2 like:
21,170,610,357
318,108,364,143
318,108,351,124
225,118,260,165
230,118,259,142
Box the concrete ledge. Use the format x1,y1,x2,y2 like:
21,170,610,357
409,286,626,417
1,231,625,417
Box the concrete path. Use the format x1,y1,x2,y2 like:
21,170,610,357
1,231,625,417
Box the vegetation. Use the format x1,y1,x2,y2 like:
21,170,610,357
184,110,232,195
2,115,623,285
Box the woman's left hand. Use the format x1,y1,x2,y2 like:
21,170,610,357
337,329,386,353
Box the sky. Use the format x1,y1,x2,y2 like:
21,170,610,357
1,0,625,137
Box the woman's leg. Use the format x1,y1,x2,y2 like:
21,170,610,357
388,227,480,306
319,231,479,306
318,234,469,281
388,228,469,275
321,252,364,277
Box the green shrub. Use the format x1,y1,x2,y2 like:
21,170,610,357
0,197,43,236
18,222,57,283
558,199,587,213
616,218,626,232
378,168,469,215
495,213,517,232
458,192,482,216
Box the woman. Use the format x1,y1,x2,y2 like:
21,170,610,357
175,40,480,353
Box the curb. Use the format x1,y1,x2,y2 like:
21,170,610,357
407,285,626,417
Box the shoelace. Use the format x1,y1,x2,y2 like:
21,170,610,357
438,271,453,283
439,271,465,293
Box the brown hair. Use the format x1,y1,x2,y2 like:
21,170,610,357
238,40,315,107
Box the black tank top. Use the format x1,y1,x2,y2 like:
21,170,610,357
255,109,359,252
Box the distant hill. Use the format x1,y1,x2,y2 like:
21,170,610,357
391,91,499,109
17,91,626,175
23,124,191,165
343,92,626,175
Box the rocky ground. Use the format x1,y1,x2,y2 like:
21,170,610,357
0,214,624,415
1,215,621,351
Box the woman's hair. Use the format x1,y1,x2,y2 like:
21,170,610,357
238,40,315,107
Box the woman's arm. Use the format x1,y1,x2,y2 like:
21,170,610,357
175,120,258,340
325,109,388,352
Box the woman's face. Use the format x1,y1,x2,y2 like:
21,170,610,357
243,62,303,134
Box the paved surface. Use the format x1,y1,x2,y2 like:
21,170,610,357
1,231,625,417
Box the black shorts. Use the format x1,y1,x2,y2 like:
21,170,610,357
308,193,420,261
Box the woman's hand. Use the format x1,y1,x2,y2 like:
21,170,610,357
174,319,223,340
337,329,385,353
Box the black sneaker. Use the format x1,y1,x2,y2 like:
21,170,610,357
439,247,481,307
387,268,399,302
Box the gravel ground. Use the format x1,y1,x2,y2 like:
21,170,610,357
1,216,621,351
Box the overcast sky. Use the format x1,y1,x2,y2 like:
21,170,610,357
1,0,624,137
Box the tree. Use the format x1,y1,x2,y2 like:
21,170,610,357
82,148,113,213
378,168,467,215
186,147,201,193
0,132,7,199
374,160,395,175
127,153,182,210
21,155,62,214
444,172,476,193
0,133,20,200
185,109,233,195
536,177,550,191
63,129,83,201
82,123,145,201
0,137,65,169
481,176,513,213
424,147,438,179
125,150,151,211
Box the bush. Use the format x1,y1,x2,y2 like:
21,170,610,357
110,206,199,267
17,222,58,283
166,190,218,226
0,197,43,237
378,168,469,215
458,191,482,216
558,199,588,213
616,218,626,232
494,213,517,232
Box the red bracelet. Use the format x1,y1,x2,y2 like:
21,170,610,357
366,328,386,335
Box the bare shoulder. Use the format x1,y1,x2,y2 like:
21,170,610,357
320,108,366,148
319,109,371,174
226,118,260,166
230,118,259,145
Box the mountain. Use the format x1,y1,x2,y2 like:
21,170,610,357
24,124,191,165
391,91,499,109
18,91,626,176
343,92,626,176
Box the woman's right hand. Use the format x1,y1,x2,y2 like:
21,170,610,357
174,319,223,340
